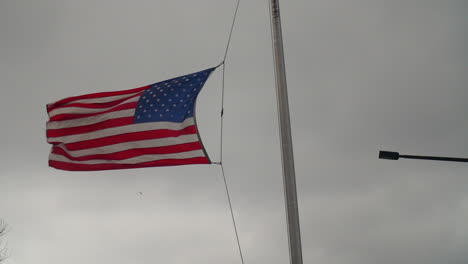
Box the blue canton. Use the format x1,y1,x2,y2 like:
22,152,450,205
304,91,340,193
134,67,215,124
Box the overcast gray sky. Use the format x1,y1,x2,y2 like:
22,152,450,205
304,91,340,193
1,0,468,263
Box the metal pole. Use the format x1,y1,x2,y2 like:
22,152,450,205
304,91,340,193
379,150,468,163
268,1,303,264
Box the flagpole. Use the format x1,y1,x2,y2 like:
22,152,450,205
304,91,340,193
268,1,303,264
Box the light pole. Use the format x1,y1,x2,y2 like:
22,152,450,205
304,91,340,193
379,151,468,163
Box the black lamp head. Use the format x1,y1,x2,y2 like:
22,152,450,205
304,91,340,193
379,151,400,160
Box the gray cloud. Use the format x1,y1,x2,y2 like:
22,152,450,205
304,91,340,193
1,0,467,264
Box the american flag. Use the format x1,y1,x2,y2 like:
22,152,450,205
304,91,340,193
46,67,216,171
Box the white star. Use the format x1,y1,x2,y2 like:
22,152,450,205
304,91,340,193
166,109,170,112
137,115,140,119
175,94,179,97
157,98,160,101
173,104,176,107
146,100,149,103
153,94,156,97
148,114,152,118
154,109,158,112
160,114,163,117
161,104,165,107
168,99,172,102
139,105,143,108
143,109,146,112
164,94,167,96
150,104,153,107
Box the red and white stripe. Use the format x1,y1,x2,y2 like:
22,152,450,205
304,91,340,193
46,85,210,171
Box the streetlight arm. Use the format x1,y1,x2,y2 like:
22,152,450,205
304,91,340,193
379,150,468,163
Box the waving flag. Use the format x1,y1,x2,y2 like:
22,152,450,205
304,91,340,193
46,67,215,171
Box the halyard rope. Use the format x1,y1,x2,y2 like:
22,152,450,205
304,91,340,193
216,0,244,264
